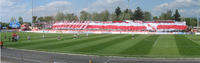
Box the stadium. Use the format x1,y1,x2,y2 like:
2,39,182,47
1,0,200,63
1,20,200,63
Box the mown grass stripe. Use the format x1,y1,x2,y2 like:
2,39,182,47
184,35,200,44
27,34,104,49
5,34,96,48
95,35,150,56
6,38,57,48
17,33,79,42
5,33,200,58
3,32,69,43
72,35,133,53
6,36,58,44
149,35,180,57
174,35,200,56
2,33,39,42
18,34,100,49
3,32,58,42
33,34,117,50
120,35,159,56
54,34,134,53
18,33,59,41
4,33,73,43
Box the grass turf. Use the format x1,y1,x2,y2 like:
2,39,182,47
1,32,200,58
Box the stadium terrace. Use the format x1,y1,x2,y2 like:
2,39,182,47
51,20,188,32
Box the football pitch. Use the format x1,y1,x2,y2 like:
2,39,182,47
2,32,200,58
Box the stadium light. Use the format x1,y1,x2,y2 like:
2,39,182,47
128,0,130,9
197,15,200,32
32,0,33,24
0,16,2,42
0,26,1,42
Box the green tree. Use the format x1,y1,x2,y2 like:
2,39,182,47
55,12,65,21
133,7,144,20
124,9,129,13
115,6,122,20
159,12,166,20
32,16,37,23
166,10,173,20
185,18,197,27
65,13,77,21
18,17,23,24
87,13,92,21
110,13,117,21
37,17,44,22
159,10,173,20
91,12,99,21
121,9,133,20
173,9,181,21
153,16,159,20
100,10,110,21
144,11,152,21
43,16,54,22
159,12,169,20
80,11,90,21
0,22,9,27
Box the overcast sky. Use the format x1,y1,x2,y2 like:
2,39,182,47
0,0,200,22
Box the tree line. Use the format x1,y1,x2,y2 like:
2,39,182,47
1,6,198,27
32,6,199,27
32,6,182,23
154,9,181,21
6,6,182,24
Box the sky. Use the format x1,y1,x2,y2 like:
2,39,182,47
0,0,200,22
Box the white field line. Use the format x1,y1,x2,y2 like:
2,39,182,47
104,59,111,63
184,35,197,42
153,36,160,47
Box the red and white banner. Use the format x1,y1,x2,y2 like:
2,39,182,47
52,21,188,31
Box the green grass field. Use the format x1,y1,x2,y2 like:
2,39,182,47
1,32,200,58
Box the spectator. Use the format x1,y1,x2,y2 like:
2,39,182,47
12,32,17,42
8,36,11,42
132,34,134,39
77,33,80,38
4,34,7,39
27,35,30,40
57,35,61,40
86,33,88,38
73,34,77,39
16,35,20,41
0,41,3,48
43,34,45,39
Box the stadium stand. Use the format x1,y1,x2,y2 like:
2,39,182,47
52,20,188,32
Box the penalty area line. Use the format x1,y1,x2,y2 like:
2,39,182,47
104,59,111,63
153,37,159,47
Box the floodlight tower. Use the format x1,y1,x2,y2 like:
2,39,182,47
128,0,130,9
197,15,199,32
0,16,2,42
31,0,33,25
